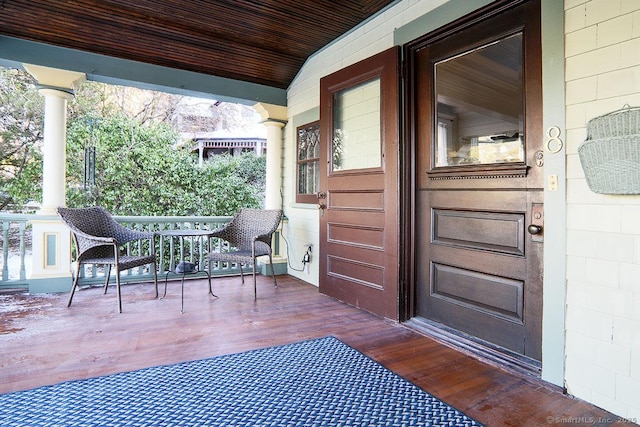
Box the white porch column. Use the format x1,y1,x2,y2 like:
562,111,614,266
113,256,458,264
253,103,287,210
253,103,288,276
23,65,86,293
24,65,85,213
264,121,285,209
39,88,74,214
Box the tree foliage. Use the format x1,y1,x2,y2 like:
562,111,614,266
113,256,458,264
0,68,44,210
66,114,265,216
0,69,265,216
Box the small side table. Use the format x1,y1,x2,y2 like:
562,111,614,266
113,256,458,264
157,229,218,313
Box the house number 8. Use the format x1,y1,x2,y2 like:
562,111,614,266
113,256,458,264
545,126,563,154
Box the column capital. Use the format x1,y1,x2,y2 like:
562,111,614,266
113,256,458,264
263,120,286,129
37,87,75,101
253,102,288,125
23,64,86,96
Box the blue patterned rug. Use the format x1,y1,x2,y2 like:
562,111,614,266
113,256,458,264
0,336,482,426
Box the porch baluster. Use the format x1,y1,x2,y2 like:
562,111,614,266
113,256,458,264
2,221,9,282
0,214,233,290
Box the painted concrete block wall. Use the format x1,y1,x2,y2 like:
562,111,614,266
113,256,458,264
564,0,640,420
284,0,448,285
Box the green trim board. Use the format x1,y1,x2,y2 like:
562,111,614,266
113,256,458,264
258,259,288,276
0,36,287,106
45,233,57,267
28,277,72,294
539,0,567,388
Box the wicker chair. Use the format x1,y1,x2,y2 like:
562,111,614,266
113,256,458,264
208,208,283,299
57,206,158,313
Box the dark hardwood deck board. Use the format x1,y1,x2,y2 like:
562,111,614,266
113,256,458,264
0,275,633,427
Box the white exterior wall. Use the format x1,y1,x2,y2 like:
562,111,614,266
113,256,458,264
564,0,640,420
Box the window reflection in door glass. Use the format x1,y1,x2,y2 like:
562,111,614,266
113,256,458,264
434,33,524,167
332,78,381,171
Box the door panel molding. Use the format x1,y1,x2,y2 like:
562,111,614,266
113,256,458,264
327,255,385,290
329,190,385,211
431,262,524,324
328,223,385,249
433,209,525,256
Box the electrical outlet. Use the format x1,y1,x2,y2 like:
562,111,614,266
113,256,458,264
302,244,312,265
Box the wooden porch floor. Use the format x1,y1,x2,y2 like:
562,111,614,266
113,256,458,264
0,275,632,426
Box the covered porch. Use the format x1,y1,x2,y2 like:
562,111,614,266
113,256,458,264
1,0,640,423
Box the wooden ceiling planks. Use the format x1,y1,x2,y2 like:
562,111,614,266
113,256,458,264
0,0,396,89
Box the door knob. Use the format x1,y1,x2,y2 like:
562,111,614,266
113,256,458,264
527,224,542,235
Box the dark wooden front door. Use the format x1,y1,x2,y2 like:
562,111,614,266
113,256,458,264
318,47,400,320
407,1,544,362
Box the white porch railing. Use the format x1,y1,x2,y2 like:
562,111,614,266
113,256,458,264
1,213,30,286
0,213,279,291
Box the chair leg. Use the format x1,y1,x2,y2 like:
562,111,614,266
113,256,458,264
116,270,123,313
180,274,186,314
252,258,257,300
67,263,82,307
268,253,278,288
204,269,215,297
162,272,170,298
103,265,112,294
153,261,158,298
204,262,216,297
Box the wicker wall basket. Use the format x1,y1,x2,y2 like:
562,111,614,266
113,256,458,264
587,106,640,138
578,136,640,194
578,107,640,195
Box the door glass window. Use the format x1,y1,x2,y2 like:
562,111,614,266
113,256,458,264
332,78,381,171
434,33,524,167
